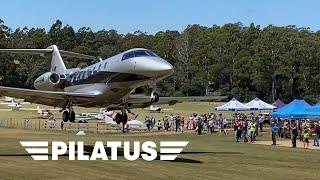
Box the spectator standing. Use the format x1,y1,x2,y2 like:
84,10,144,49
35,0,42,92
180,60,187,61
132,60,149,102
258,114,264,132
236,120,243,142
197,116,203,135
150,117,156,131
271,121,279,145
208,118,215,134
175,116,180,132
222,118,228,135
291,121,298,148
303,127,312,149
60,120,64,130
179,116,184,133
145,116,151,131
157,119,162,131
249,121,256,143
313,122,319,147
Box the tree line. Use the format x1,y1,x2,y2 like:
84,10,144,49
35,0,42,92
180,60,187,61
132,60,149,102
1,19,320,103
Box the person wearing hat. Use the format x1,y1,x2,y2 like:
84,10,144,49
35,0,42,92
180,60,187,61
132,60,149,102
291,121,298,148
303,126,312,149
248,120,256,143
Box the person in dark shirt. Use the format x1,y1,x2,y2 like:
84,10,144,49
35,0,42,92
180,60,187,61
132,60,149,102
175,116,180,132
235,120,243,142
145,116,151,131
197,117,203,135
291,121,298,148
60,120,64,130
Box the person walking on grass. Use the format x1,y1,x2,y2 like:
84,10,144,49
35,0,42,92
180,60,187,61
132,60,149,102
303,127,312,149
235,120,243,142
208,118,215,134
249,121,256,143
271,121,279,145
179,116,184,133
258,114,264,132
60,120,64,130
197,116,203,135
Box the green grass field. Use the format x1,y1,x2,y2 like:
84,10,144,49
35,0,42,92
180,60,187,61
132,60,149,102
0,101,319,179
0,127,319,180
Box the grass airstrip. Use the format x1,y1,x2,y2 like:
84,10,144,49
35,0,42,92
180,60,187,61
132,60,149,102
0,101,319,179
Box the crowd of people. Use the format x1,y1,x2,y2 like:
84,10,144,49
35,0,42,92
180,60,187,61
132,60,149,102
143,112,320,149
270,120,320,149
143,112,266,138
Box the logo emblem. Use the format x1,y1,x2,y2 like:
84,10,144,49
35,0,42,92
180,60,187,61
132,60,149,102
20,141,49,160
20,141,188,161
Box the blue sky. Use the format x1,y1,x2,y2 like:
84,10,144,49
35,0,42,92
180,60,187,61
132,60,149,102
1,0,319,34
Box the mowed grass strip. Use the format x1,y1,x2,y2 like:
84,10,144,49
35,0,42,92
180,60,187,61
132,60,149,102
0,127,319,180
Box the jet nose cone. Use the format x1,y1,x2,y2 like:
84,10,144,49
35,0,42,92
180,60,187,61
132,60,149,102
158,61,174,76
132,57,174,78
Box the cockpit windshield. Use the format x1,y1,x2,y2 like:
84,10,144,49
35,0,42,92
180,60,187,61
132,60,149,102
122,50,157,60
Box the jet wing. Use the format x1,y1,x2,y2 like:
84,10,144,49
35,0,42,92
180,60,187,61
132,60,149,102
122,95,227,110
0,86,97,107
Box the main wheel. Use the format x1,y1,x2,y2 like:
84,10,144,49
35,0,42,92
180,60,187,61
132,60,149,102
114,113,122,124
62,111,69,122
69,111,75,122
121,113,128,125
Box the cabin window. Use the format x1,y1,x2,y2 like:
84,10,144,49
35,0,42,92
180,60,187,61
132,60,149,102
122,51,134,61
133,50,149,57
103,62,108,69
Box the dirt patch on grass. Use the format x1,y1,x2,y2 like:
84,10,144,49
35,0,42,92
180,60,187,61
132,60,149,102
254,139,320,150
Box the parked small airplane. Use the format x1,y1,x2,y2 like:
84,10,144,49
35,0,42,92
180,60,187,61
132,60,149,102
144,105,171,113
1,99,30,110
0,45,226,124
37,106,60,119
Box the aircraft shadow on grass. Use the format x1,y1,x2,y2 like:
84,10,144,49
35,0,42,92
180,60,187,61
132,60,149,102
0,145,243,164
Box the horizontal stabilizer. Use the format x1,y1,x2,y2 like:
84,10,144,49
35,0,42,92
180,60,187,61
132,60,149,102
0,49,52,55
0,48,97,60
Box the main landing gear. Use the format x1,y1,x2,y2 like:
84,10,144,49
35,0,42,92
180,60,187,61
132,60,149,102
62,102,76,122
114,110,128,125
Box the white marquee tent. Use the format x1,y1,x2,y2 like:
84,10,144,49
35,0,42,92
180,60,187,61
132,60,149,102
245,97,276,110
215,98,249,111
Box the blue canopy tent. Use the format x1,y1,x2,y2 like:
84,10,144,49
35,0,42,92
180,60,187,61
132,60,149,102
302,103,320,119
272,99,311,119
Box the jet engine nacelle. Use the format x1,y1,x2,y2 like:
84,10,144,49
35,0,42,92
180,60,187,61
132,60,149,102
34,72,64,91
151,91,159,103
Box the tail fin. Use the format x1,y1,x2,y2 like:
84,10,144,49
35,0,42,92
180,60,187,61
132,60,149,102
45,45,67,74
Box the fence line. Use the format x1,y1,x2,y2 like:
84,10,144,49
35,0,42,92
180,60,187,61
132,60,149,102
0,119,150,134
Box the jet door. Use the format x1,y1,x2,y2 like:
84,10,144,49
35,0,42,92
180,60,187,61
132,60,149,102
121,51,135,72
